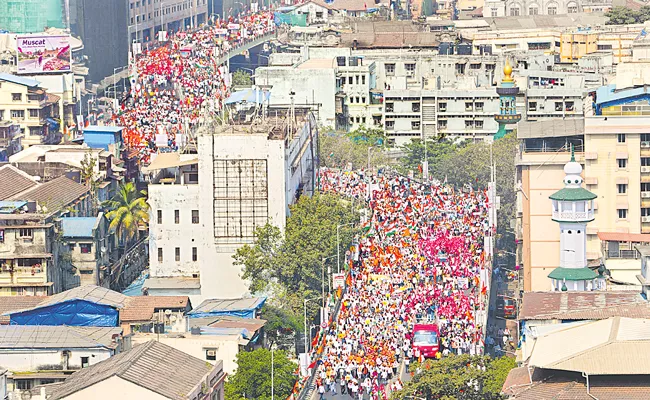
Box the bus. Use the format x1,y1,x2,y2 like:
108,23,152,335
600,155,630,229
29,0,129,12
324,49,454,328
412,323,440,358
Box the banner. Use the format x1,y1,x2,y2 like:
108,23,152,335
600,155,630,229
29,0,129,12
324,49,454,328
227,23,240,30
16,35,71,74
332,273,345,289
214,28,228,35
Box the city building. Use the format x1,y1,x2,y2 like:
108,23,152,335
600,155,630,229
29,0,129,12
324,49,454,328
0,121,21,162
126,0,208,44
146,105,318,300
494,59,521,139
60,214,115,287
0,0,66,33
482,0,612,17
119,295,192,334
0,167,91,295
47,340,225,400
0,74,62,147
0,325,127,396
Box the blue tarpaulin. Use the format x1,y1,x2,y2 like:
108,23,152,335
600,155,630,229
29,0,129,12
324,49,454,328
9,299,119,327
225,89,271,105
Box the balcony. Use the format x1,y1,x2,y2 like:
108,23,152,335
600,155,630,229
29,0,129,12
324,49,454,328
552,209,594,221
607,250,639,259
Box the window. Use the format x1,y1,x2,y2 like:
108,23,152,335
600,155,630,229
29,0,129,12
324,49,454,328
175,247,180,261
19,228,33,239
438,120,447,130
642,207,650,217
315,11,323,18
348,76,353,84
529,101,537,111
385,102,394,112
386,120,395,129
174,210,179,224
192,210,199,224
412,103,420,112
192,247,198,261
12,93,21,101
470,63,481,70
81,357,89,368
565,101,574,111
617,184,628,194
80,243,92,254
465,120,475,129
642,183,650,192
206,348,217,361
15,380,32,390
361,97,366,104
361,75,366,85
529,6,538,14
475,102,484,111
355,75,359,84
11,110,24,119
411,121,420,130
617,133,626,143
28,109,39,118
476,120,484,129
465,102,473,111
405,63,416,75
618,209,628,219
510,7,520,15
568,5,578,12
158,247,163,262
555,102,563,111
157,210,162,224
618,158,627,169
439,102,447,112
355,97,360,104
491,8,498,16
548,6,557,14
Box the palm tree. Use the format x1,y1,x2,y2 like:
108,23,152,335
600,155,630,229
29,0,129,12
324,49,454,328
103,182,149,249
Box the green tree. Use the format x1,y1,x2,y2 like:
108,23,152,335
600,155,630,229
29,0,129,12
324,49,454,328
398,138,461,177
224,348,297,400
260,303,302,348
392,355,515,400
319,127,389,170
605,5,650,24
80,151,99,213
233,70,252,86
103,182,149,247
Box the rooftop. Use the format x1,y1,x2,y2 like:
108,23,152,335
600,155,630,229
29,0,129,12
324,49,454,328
6,285,130,316
548,187,597,202
0,325,122,349
520,291,648,321
599,232,650,243
8,175,89,213
190,297,266,315
0,73,40,87
49,340,221,400
0,165,38,200
528,317,650,375
120,296,191,322
0,296,47,324
547,267,598,281
83,126,124,133
60,216,99,238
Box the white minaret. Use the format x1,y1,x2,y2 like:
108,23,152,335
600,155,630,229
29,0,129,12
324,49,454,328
548,146,598,291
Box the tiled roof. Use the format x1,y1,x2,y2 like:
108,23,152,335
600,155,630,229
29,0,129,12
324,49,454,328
511,374,650,399
519,291,647,320
0,325,122,349
547,267,598,281
61,217,98,238
120,296,191,322
0,165,38,200
49,340,219,400
9,175,89,212
549,187,597,201
0,296,47,324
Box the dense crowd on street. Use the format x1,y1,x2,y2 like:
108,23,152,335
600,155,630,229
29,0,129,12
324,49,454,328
112,12,275,164
316,168,490,399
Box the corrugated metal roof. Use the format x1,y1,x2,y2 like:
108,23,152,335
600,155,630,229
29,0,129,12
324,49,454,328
8,285,130,315
9,175,89,213
528,317,650,375
517,118,585,139
49,340,220,400
190,297,266,314
0,73,40,87
60,217,98,238
519,291,647,320
0,326,122,349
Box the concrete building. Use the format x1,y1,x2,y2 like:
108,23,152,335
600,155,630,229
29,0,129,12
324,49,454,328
47,340,225,400
146,106,318,299
482,0,611,17
60,214,115,287
0,121,21,162
0,74,62,147
128,0,208,44
0,325,127,396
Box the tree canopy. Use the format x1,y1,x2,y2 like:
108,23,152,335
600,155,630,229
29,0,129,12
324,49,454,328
232,69,253,86
103,182,149,247
224,348,297,400
392,355,516,400
319,126,389,170
605,6,650,24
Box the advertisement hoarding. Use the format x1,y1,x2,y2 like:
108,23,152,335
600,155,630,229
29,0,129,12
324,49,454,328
332,273,345,289
16,35,71,74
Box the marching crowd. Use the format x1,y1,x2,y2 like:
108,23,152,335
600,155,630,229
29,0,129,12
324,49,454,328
113,11,275,164
316,168,490,399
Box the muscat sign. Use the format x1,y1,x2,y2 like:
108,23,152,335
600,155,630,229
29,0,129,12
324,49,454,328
16,35,72,74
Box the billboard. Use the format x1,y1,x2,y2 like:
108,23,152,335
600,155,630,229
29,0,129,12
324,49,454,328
16,35,71,74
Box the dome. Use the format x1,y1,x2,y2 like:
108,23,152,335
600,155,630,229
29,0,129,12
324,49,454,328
503,59,513,82
564,160,582,175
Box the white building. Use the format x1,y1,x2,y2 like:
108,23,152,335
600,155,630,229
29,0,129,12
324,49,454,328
482,0,611,17
146,107,318,300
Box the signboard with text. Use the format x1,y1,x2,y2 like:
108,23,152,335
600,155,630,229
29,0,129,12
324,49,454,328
332,273,345,289
17,35,71,74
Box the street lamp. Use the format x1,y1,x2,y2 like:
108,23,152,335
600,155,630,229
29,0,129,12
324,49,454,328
303,296,320,366
113,66,128,102
271,342,278,400
322,255,336,308
337,222,355,273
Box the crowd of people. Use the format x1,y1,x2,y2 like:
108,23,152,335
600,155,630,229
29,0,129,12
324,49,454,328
112,11,275,164
315,168,491,399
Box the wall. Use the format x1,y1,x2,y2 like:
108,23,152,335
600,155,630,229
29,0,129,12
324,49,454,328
61,375,167,400
0,80,49,146
0,348,112,372
148,183,201,277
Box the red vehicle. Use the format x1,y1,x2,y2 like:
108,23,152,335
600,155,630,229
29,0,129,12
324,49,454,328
412,323,440,358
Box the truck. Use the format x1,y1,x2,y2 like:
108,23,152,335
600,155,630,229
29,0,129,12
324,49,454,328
412,323,440,358
496,295,516,319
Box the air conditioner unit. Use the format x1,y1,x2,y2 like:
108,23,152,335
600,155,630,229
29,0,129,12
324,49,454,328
206,350,217,357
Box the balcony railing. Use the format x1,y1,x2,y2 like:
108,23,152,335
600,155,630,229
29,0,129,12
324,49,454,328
607,249,639,259
552,210,594,220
